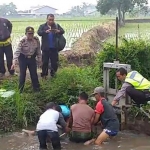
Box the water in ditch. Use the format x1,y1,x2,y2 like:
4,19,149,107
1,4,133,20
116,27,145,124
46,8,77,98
1,130,150,150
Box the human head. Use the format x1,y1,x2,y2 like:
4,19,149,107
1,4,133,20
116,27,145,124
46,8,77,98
55,105,62,113
91,87,105,101
25,26,34,40
47,14,55,25
116,67,127,81
45,102,56,110
78,92,88,103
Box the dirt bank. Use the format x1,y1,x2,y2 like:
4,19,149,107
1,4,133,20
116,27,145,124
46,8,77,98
60,21,116,65
125,19,150,23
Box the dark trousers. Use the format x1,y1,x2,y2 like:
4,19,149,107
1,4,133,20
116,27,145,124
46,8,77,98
41,49,58,77
18,54,40,92
37,130,61,150
126,86,150,107
0,44,14,74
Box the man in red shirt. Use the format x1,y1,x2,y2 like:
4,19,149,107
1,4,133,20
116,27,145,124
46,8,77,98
88,87,119,145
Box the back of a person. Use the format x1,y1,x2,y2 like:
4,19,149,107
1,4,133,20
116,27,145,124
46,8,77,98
36,109,59,132
100,99,119,131
71,104,94,132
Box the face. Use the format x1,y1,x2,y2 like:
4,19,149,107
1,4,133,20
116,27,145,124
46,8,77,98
94,93,100,101
47,16,54,25
26,32,34,40
116,71,126,81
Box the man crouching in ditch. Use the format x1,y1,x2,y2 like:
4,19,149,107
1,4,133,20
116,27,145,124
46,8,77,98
22,102,70,150
84,87,119,146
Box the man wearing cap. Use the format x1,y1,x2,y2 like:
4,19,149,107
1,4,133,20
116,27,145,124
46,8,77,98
0,17,14,77
88,87,119,146
11,27,42,93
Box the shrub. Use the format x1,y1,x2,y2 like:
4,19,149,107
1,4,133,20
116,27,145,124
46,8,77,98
0,65,99,132
94,39,150,88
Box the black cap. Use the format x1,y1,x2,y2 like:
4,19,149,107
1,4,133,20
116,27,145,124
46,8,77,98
25,26,34,33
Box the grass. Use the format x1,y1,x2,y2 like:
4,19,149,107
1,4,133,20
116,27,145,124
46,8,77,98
11,18,111,50
106,23,150,45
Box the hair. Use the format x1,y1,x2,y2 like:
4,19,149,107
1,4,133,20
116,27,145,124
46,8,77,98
47,14,54,18
79,92,88,100
99,92,105,97
55,105,62,113
45,102,56,110
116,67,127,75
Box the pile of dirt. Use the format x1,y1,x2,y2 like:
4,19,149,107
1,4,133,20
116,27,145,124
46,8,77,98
61,21,116,65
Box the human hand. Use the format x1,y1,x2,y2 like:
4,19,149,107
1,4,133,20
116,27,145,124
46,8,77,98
11,60,17,70
46,29,51,33
54,29,60,33
65,127,71,133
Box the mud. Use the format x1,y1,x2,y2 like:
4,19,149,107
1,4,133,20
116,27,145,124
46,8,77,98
60,21,116,65
1,131,150,150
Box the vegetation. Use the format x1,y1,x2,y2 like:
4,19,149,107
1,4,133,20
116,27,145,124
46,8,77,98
11,20,107,50
1,39,150,132
96,0,148,23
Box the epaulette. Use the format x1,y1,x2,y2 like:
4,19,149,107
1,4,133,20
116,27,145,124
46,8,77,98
20,37,26,43
34,36,40,42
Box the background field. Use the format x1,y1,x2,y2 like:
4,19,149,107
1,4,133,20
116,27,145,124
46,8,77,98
107,23,150,44
11,19,111,51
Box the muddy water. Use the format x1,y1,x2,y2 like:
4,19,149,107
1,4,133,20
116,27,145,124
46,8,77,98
1,131,150,150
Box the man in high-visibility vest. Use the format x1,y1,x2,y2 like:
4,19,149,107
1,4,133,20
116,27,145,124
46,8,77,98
112,67,150,107
0,17,14,77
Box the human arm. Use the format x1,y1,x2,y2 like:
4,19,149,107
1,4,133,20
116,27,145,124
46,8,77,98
7,19,12,34
34,36,42,65
94,102,104,125
111,82,131,106
68,111,73,128
55,24,65,35
11,41,22,70
37,24,47,36
58,113,70,133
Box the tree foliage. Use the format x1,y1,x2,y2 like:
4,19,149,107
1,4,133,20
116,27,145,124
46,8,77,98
0,2,17,16
96,0,148,22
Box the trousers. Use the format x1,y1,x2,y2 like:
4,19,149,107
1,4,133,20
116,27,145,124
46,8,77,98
0,44,14,74
18,54,40,92
41,49,58,77
37,130,61,150
126,86,150,107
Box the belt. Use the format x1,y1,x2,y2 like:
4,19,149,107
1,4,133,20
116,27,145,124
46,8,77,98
25,55,32,58
0,38,11,47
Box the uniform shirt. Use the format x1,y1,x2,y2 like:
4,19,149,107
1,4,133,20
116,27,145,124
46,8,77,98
71,103,94,132
36,109,67,132
95,99,119,131
114,82,131,101
13,36,42,62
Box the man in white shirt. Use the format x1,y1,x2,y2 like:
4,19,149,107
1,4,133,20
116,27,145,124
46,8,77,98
36,102,69,150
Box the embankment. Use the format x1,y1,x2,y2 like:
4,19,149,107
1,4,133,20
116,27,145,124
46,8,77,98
60,21,116,65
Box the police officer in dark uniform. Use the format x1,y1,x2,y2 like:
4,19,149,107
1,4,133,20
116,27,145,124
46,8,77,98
11,27,42,93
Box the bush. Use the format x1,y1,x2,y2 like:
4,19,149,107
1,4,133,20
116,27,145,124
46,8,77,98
94,39,150,88
0,65,99,132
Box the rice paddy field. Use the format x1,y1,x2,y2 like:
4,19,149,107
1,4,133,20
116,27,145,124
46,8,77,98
10,18,111,51
107,23,150,44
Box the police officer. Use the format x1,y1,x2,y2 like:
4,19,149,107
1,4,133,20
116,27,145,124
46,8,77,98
112,68,150,107
0,17,14,77
11,27,42,93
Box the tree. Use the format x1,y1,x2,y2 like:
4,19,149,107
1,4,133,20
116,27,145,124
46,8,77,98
0,2,17,16
96,0,148,24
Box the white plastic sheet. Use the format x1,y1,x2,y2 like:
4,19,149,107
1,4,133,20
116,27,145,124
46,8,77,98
0,89,15,98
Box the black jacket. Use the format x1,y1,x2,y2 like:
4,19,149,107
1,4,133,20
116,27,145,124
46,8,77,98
37,22,65,51
0,18,12,41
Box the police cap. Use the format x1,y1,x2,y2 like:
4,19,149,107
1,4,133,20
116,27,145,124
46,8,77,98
25,26,34,33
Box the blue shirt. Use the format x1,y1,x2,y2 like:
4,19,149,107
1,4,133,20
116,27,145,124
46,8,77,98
59,105,70,117
48,32,55,48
